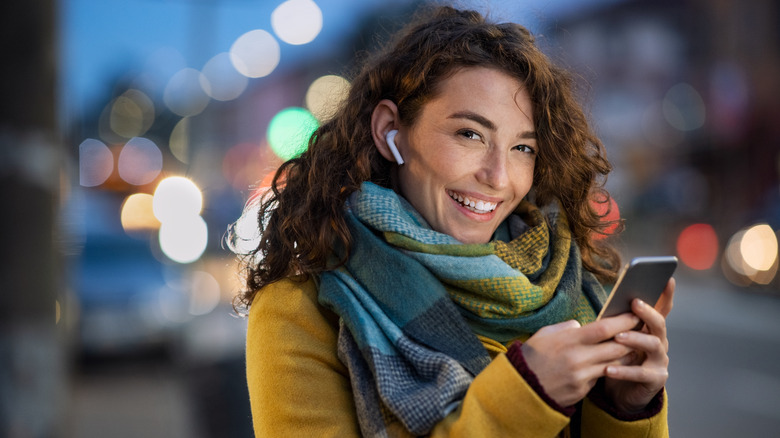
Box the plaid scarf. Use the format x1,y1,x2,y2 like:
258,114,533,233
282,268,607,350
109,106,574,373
318,182,606,436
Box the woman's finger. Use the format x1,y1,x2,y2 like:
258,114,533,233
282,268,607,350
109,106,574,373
583,339,635,365
654,277,675,317
613,330,668,361
579,313,640,344
605,362,668,384
630,298,667,348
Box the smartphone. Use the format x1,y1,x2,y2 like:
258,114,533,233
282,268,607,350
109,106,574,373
596,256,678,321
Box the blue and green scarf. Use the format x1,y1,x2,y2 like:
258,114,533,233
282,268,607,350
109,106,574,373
318,182,607,436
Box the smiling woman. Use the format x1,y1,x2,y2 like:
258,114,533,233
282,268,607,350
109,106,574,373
233,5,674,437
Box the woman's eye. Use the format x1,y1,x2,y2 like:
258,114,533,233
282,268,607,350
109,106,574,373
459,130,482,141
514,144,536,154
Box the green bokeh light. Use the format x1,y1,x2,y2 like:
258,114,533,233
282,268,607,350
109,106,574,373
267,107,319,160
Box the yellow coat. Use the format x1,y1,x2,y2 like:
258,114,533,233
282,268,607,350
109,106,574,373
246,277,669,437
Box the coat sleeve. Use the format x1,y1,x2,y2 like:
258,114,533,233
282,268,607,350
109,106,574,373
580,390,669,437
430,354,571,437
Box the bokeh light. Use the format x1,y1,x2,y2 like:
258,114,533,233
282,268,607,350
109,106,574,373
200,52,249,102
267,107,319,160
305,74,350,121
725,229,754,277
231,200,261,256
188,270,222,316
120,193,160,232
230,29,281,78
271,0,323,45
169,117,190,164
677,223,719,270
79,138,114,187
228,168,284,256
110,89,155,138
590,193,620,239
159,216,208,264
663,82,706,131
723,224,779,286
154,176,208,264
152,176,203,224
741,224,778,272
164,67,210,116
117,137,163,186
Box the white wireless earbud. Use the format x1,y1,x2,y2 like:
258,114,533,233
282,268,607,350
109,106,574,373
385,130,404,165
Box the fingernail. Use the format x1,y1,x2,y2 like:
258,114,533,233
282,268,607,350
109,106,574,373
616,332,628,339
606,366,617,375
636,299,646,308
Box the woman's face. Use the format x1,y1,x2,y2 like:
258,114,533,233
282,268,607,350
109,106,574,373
397,66,537,244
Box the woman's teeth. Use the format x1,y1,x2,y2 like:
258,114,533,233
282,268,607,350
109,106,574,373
447,190,497,214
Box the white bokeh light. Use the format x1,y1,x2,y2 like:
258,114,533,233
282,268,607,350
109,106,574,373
271,0,323,45
164,68,210,116
231,200,262,255
741,224,778,272
153,176,203,224
79,138,114,187
230,29,281,78
117,137,163,185
159,216,208,264
200,52,249,101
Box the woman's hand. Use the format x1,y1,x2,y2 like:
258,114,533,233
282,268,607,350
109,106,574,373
602,278,675,413
521,312,643,408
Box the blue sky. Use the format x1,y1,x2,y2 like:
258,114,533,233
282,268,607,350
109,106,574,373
60,0,410,114
59,0,620,119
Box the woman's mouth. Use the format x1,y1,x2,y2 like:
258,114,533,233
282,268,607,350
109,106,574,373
446,190,498,214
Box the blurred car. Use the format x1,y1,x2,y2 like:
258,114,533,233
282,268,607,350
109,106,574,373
64,190,190,358
73,233,189,356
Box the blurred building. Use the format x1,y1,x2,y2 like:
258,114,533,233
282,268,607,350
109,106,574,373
542,0,780,289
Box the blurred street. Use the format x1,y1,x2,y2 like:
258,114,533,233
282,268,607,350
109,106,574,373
666,273,780,436
63,302,252,438
65,355,199,438
60,273,780,438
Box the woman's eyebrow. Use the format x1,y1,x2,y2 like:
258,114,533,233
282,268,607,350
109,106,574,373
447,111,536,139
448,111,496,131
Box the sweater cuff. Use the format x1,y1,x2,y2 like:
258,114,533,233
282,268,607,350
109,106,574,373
506,342,576,417
587,378,665,421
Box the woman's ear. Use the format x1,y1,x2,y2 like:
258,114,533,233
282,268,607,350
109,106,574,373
371,99,402,163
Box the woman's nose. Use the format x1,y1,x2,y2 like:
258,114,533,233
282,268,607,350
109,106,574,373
476,148,509,189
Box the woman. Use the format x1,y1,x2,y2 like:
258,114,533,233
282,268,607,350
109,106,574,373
235,6,674,437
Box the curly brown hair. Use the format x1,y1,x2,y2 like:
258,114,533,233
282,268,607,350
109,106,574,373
232,5,622,310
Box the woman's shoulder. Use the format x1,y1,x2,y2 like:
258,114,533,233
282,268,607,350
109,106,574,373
248,275,340,338
251,275,318,304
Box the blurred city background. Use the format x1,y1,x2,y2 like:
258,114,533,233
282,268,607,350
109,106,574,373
2,0,779,436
